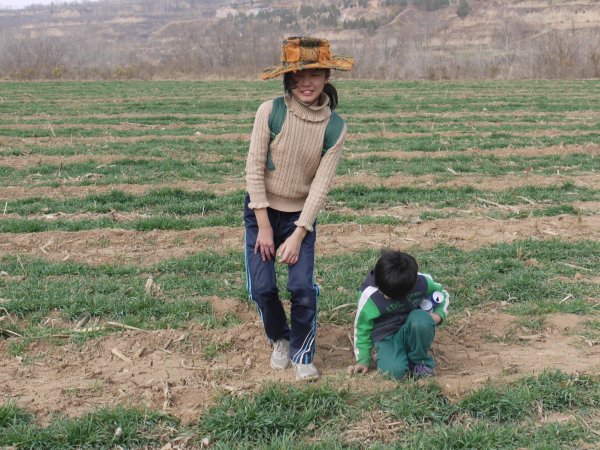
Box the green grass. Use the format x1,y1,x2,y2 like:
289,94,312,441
0,250,246,350
338,152,599,178
0,138,249,158
1,239,597,341
319,239,600,321
459,370,600,422
516,316,547,333
345,132,600,154
376,381,456,424
2,79,600,449
203,340,234,360
405,420,591,450
2,188,244,215
200,383,351,444
6,370,597,448
3,273,215,326
0,124,254,138
2,80,599,118
3,152,597,188
1,182,596,221
0,404,179,449
3,80,600,163
328,183,599,210
0,157,245,187
6,204,589,234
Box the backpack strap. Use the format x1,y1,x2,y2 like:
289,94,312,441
268,96,286,139
323,111,345,154
266,96,286,171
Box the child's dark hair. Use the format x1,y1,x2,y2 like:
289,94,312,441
374,249,419,300
283,69,338,110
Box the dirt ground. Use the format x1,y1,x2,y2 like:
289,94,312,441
2,214,599,267
1,199,600,425
1,295,599,425
1,137,599,425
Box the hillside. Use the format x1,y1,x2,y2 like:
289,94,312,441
0,0,599,79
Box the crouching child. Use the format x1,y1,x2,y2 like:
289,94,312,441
349,249,449,379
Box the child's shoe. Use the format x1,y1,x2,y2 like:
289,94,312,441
293,362,320,381
411,363,435,378
270,339,291,369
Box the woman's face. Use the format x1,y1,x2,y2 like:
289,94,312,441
290,69,329,106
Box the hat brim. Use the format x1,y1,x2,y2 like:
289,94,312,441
261,56,354,80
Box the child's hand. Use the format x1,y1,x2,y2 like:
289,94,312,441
347,363,369,375
254,208,275,262
430,312,442,325
277,227,307,265
277,236,301,265
255,226,275,261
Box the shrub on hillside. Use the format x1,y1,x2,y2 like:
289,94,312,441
457,0,470,18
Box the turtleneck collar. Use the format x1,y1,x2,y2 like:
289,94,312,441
285,93,331,123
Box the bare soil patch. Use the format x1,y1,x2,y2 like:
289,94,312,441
6,113,256,121
336,172,600,191
3,171,596,200
347,129,598,141
0,153,227,170
344,143,600,159
1,121,233,132
0,133,251,149
1,118,599,427
1,180,241,200
2,215,598,267
1,301,598,425
346,110,600,120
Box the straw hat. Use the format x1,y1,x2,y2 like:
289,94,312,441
261,36,354,80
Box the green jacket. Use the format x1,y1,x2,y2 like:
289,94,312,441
353,270,449,366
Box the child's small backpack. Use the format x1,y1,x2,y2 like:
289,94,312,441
266,96,345,171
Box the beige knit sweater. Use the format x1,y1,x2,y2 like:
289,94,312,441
245,93,347,232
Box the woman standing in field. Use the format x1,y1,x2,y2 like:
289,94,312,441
244,37,354,381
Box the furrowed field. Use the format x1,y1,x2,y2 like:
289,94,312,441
1,80,599,449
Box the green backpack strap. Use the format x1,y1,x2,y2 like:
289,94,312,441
266,96,345,171
323,111,345,154
266,96,286,171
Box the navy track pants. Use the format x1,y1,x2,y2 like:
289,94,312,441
243,194,319,364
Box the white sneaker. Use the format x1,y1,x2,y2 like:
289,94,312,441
270,339,291,369
293,362,320,381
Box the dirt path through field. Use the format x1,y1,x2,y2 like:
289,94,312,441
2,215,598,267
1,299,598,425
2,109,599,428
3,172,600,200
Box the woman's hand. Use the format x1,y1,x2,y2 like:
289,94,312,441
255,226,275,261
254,208,275,261
277,227,307,265
347,363,369,375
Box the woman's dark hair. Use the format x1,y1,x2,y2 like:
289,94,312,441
283,69,338,110
374,249,419,300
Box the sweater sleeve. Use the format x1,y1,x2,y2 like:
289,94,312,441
294,123,346,232
245,100,274,210
353,288,381,366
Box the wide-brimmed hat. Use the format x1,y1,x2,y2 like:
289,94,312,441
261,36,354,80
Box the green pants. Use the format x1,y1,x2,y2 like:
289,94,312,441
374,309,436,379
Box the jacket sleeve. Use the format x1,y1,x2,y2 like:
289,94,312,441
432,290,450,322
353,290,380,366
294,123,346,232
422,273,449,322
246,100,274,210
